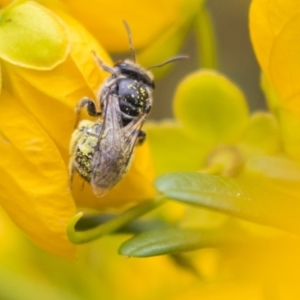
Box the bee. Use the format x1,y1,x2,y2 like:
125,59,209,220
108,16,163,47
69,22,187,197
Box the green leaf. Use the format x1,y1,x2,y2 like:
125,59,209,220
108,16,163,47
67,198,165,244
74,213,165,234
119,224,257,257
0,1,69,69
173,70,249,147
155,172,300,235
119,227,223,257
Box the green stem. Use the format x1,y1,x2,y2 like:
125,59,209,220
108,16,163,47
195,6,218,69
67,197,166,244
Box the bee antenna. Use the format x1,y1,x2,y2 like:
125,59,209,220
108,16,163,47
91,51,117,75
123,20,136,63
148,55,189,70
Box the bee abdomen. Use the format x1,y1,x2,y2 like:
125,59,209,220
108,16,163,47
72,121,101,182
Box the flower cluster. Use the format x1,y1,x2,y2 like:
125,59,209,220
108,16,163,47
1,0,300,298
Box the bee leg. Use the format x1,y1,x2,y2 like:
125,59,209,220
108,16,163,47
68,158,76,189
76,97,102,117
136,130,146,145
68,159,86,191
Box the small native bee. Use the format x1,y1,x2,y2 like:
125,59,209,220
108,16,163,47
69,22,187,197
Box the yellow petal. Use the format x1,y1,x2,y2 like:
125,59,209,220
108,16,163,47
173,70,249,147
250,0,300,114
2,7,111,163
1,1,155,214
0,1,69,69
278,108,300,160
61,0,190,52
0,0,10,7
0,90,75,256
145,120,208,175
238,112,281,156
250,0,300,160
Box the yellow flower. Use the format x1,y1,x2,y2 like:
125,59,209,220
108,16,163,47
59,0,194,52
57,0,205,80
0,0,155,256
250,0,300,161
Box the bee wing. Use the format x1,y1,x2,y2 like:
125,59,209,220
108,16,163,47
90,94,147,197
122,111,147,157
90,93,123,197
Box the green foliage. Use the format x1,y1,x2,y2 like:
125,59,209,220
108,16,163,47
119,227,220,257
155,172,300,236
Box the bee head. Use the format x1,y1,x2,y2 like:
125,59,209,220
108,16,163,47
115,21,187,89
114,60,154,89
